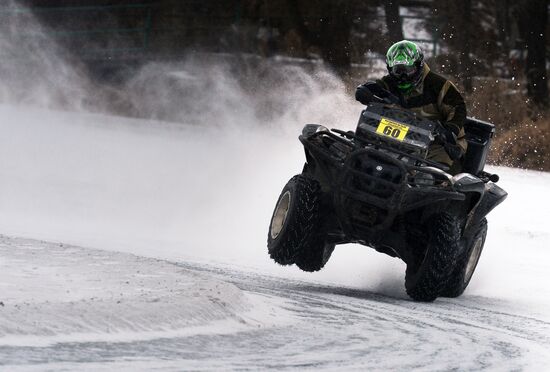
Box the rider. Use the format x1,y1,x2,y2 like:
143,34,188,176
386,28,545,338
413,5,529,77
355,40,467,172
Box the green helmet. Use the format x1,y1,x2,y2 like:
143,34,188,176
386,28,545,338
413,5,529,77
386,40,424,92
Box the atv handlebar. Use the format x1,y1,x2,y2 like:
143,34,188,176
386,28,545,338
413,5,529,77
381,94,401,105
368,93,400,105
357,82,401,106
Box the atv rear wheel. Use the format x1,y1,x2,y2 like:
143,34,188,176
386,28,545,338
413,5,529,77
441,218,488,298
267,174,332,271
405,213,461,302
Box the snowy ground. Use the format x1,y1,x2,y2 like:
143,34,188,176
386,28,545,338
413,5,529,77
2,235,550,371
1,105,550,370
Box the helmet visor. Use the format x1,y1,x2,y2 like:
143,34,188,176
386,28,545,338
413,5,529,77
390,64,418,82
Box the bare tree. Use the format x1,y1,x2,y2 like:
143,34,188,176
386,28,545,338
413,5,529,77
459,0,473,92
385,0,404,43
285,0,354,76
516,0,549,108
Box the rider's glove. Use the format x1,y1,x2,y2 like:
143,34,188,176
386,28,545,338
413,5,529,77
434,123,457,145
435,123,463,161
356,81,400,105
444,143,463,161
355,83,376,105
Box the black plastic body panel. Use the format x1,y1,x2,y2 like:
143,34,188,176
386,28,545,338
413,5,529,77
465,182,508,235
463,117,495,175
300,133,466,259
296,107,506,264
356,103,436,154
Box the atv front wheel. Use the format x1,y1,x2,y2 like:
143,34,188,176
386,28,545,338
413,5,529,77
441,218,488,298
267,175,332,271
405,213,461,302
295,242,335,272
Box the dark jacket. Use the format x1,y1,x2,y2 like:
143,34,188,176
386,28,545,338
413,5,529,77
376,63,467,139
368,63,468,167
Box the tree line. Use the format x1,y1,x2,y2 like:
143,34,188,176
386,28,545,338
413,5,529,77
17,0,550,108
159,0,548,109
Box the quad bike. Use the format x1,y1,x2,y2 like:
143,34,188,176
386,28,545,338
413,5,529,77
267,96,507,302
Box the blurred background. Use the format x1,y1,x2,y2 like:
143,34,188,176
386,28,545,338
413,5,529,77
1,0,549,171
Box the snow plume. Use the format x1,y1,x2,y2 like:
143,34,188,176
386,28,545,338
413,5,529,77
0,1,360,131
0,1,92,110
122,56,358,132
0,1,407,297
0,2,364,280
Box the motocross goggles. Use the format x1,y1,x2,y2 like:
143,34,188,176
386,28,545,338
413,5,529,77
390,63,419,83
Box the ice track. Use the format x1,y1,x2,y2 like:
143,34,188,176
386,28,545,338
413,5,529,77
1,105,550,370
1,236,549,371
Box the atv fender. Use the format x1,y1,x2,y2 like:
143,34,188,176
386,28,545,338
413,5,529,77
452,172,485,218
464,182,508,236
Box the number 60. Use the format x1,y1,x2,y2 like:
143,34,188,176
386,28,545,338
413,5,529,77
383,126,401,138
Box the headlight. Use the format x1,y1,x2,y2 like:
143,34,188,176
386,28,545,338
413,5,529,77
410,171,435,186
408,167,453,187
302,124,329,137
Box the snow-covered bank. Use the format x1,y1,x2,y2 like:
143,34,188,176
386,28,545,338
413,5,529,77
0,235,281,348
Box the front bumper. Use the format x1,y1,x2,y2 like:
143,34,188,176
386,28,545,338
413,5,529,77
336,148,465,234
298,135,464,235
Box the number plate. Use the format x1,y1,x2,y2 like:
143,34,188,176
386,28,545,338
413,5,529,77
376,118,410,141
